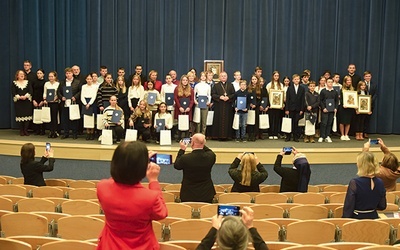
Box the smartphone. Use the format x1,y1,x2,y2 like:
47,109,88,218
283,147,292,155
370,139,379,145
243,152,254,155
217,205,241,216
45,142,51,152
150,153,173,165
182,138,192,144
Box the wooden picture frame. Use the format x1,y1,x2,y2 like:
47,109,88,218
269,90,284,109
204,60,224,82
343,90,358,109
358,95,371,114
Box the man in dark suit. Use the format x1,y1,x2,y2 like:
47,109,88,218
57,67,82,139
174,133,216,203
285,74,305,142
363,71,378,138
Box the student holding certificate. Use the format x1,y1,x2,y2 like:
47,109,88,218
43,71,60,138
234,81,251,142
194,71,211,135
141,81,161,140
103,95,124,143
319,78,338,143
153,102,173,144
129,100,152,143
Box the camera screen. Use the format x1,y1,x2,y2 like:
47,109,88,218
217,205,241,216
370,139,379,145
46,143,51,151
150,154,172,165
283,147,292,155
182,138,191,144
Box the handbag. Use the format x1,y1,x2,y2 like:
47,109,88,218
69,103,80,120
97,112,105,130
332,115,337,132
160,130,172,145
33,108,43,124
178,114,189,131
125,128,138,142
206,110,214,126
101,128,113,145
259,113,270,129
193,107,201,123
281,116,292,133
41,106,51,123
246,110,255,125
305,120,316,135
232,113,239,130
83,114,95,128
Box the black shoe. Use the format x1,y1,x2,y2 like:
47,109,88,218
294,138,299,142
86,134,90,140
73,135,78,140
285,137,291,142
61,135,69,139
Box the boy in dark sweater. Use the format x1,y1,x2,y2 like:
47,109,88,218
319,78,339,143
304,81,320,143
234,81,251,142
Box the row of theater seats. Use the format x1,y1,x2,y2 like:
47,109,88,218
0,238,97,250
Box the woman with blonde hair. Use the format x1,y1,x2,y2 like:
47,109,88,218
228,153,268,192
342,151,386,219
129,100,152,142
174,74,194,141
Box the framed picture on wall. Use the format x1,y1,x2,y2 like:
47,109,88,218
269,90,284,109
343,91,358,109
204,60,224,82
358,95,371,114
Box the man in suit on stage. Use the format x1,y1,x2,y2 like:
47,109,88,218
285,74,305,142
174,133,216,203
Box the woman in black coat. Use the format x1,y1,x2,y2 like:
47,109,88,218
20,143,55,186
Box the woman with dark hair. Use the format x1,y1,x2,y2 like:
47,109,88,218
20,143,55,186
32,69,46,135
273,147,311,192
96,141,167,249
228,153,268,192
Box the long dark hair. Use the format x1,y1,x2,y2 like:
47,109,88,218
21,143,35,164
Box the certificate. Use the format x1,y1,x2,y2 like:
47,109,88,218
236,96,247,110
326,99,335,112
260,97,269,109
63,86,72,99
111,110,123,123
147,92,157,105
46,89,55,102
180,97,190,109
165,93,174,106
155,119,165,132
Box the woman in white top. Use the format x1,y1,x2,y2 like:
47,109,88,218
103,95,125,143
43,71,60,138
127,75,144,112
153,102,173,144
81,74,98,140
194,71,211,134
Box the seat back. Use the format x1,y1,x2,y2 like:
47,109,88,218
166,203,193,219
164,184,182,191
292,193,326,204
289,205,328,219
0,185,27,196
252,220,281,241
61,200,101,215
57,215,104,240
31,186,64,198
9,236,64,250
40,240,97,250
254,193,288,204
1,212,49,237
17,198,56,212
323,185,347,192
68,180,96,188
152,220,164,241
341,220,390,244
45,179,67,187
159,242,186,250
68,188,97,200
260,185,280,193
0,238,32,250
218,193,252,203
328,192,346,203
285,220,336,244
169,219,211,241
162,192,176,203
320,242,379,250
0,196,13,211
165,240,200,250
249,204,284,218
307,185,320,193
199,204,219,219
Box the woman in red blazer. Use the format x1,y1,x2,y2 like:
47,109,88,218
96,141,167,250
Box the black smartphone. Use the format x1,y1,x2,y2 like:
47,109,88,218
243,152,254,155
150,154,173,165
370,139,379,145
45,142,51,152
182,137,191,144
217,205,241,216
283,147,292,155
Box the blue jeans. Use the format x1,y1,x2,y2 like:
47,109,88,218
236,112,247,139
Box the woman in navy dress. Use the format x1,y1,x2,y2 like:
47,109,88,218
342,152,386,219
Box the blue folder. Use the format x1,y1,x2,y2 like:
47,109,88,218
165,93,174,106
197,96,208,109
147,92,157,105
237,96,247,110
63,86,72,99
46,89,55,102
260,97,268,109
180,97,190,109
326,99,335,112
155,119,165,132
111,110,123,123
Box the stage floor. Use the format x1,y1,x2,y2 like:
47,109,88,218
0,129,399,164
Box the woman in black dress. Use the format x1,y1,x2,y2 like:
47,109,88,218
32,69,46,135
12,70,33,136
20,143,55,186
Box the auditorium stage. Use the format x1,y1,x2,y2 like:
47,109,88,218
0,129,399,164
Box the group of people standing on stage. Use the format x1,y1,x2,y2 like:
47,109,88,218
12,61,376,144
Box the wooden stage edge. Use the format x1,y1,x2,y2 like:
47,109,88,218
1,139,399,165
